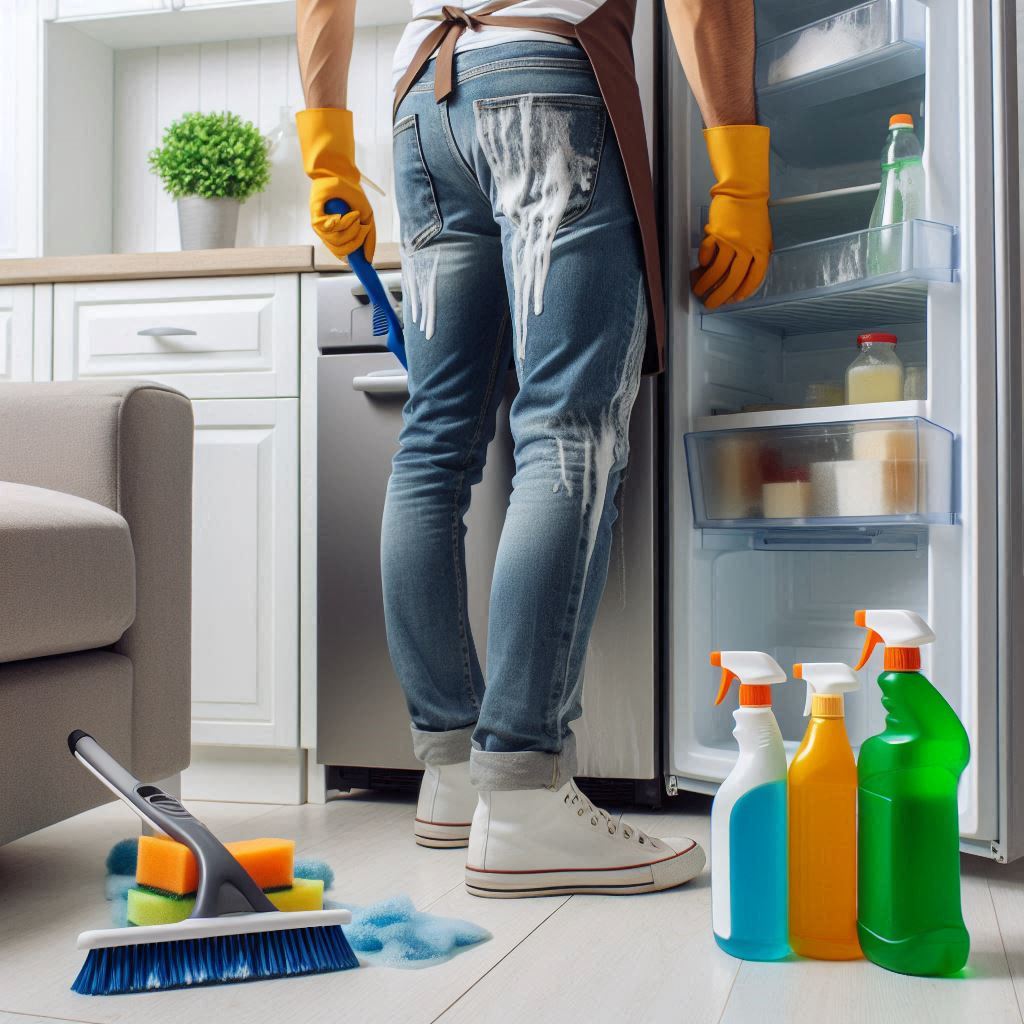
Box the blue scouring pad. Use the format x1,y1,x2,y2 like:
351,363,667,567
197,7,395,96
106,837,138,877
294,858,335,891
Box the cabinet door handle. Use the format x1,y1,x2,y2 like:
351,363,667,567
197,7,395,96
351,371,409,395
137,327,198,337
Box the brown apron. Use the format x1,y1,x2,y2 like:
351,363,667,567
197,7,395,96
393,0,666,375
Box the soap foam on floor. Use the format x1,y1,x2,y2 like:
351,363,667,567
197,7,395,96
331,895,491,969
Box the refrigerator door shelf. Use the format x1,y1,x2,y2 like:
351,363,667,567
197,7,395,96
700,219,957,338
756,0,926,116
684,415,955,530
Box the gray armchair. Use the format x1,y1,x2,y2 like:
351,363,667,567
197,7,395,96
0,381,194,845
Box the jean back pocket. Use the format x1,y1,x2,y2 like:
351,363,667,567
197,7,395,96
473,93,608,232
393,114,442,253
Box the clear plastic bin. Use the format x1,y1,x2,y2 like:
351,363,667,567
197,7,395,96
701,219,957,337
756,0,926,113
684,416,955,528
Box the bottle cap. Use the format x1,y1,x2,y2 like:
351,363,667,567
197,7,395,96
890,113,914,128
854,609,935,670
857,332,898,346
711,651,787,708
794,662,859,716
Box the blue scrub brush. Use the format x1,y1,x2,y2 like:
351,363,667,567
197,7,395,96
68,731,358,995
324,198,407,368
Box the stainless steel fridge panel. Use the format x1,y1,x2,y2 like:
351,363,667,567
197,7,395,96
574,378,659,779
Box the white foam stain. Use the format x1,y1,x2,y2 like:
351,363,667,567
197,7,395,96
402,246,440,340
475,96,597,361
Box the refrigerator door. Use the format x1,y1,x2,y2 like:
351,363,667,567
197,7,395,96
664,0,1002,851
993,0,1024,862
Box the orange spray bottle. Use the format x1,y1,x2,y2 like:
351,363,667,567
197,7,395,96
788,662,862,960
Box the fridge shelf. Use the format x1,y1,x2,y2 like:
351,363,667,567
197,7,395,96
694,399,927,432
700,220,957,338
684,415,955,529
756,0,926,116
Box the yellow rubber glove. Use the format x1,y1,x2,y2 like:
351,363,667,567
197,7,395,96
296,107,375,262
692,125,772,309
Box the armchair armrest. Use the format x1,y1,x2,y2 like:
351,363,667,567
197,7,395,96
0,381,194,780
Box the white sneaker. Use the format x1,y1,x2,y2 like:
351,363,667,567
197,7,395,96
415,762,477,848
465,780,705,897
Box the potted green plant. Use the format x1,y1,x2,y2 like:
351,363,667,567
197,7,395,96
149,111,270,250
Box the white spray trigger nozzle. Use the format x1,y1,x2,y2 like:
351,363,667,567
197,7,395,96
711,651,787,705
854,609,935,668
794,662,859,716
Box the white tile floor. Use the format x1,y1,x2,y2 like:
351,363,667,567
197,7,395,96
0,791,1020,1024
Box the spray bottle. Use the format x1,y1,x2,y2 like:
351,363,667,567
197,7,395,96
855,609,970,976
788,662,861,960
710,651,789,961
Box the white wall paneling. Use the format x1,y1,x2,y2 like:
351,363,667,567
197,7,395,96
43,22,115,256
189,396,299,748
112,28,400,254
0,287,36,382
3,3,42,258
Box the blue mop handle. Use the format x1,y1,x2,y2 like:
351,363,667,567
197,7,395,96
324,198,407,368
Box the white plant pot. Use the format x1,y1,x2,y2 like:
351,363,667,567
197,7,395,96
177,196,241,250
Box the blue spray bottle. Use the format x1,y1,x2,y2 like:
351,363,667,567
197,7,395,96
710,650,790,961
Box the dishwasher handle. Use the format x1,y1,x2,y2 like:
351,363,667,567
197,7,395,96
351,369,409,395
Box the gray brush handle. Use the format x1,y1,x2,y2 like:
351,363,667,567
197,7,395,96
69,730,276,918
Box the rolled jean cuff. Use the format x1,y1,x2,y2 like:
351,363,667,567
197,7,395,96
469,733,577,791
410,722,476,765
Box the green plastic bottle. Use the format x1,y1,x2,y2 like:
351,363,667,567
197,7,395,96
854,609,970,977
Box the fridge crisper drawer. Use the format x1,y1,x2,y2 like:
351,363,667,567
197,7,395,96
684,416,954,528
756,0,925,112
701,220,957,337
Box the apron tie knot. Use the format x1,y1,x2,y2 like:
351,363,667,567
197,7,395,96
440,5,483,31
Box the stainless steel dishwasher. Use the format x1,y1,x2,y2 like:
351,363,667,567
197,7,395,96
317,270,659,801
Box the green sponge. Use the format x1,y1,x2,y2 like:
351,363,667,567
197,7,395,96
126,877,325,927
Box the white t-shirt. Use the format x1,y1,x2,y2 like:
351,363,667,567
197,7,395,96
392,1,605,87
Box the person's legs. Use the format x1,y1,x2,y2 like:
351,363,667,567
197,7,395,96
466,85,647,789
437,43,703,895
381,79,512,845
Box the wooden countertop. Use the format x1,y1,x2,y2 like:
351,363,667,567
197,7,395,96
0,242,402,285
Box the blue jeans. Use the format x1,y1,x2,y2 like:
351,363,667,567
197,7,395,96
381,41,648,791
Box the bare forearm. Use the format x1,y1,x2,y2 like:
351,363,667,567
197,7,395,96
662,0,756,126
297,0,357,108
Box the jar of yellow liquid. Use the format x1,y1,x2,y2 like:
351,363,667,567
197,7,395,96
846,333,904,404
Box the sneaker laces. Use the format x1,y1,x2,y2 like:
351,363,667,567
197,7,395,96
564,780,655,846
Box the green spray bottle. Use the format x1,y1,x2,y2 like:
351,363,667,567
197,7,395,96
854,609,970,976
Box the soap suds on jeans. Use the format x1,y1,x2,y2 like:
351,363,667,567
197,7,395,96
402,247,440,340
475,96,598,361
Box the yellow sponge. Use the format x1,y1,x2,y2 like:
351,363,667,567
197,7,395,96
126,877,325,927
136,835,295,896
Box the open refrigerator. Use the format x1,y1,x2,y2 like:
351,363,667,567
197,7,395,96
663,0,1024,861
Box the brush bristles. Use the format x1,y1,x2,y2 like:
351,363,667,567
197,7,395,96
71,924,358,995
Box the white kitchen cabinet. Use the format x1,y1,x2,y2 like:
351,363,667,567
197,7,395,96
52,275,299,398
190,396,299,748
0,287,36,382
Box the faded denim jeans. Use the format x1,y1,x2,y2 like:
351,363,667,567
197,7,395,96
381,41,648,791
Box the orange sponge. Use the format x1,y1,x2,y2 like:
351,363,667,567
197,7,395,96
136,835,295,895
